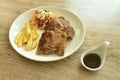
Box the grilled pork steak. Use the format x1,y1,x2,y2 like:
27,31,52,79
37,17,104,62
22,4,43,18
37,17,75,56
37,31,67,56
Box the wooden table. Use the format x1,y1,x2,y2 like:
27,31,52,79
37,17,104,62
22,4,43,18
0,0,120,80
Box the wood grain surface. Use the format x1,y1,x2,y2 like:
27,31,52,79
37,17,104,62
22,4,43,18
0,0,120,80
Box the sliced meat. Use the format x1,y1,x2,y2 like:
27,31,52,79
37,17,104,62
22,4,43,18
57,16,70,28
37,30,67,56
66,27,75,40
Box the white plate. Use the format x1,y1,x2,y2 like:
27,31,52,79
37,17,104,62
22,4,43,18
9,6,85,62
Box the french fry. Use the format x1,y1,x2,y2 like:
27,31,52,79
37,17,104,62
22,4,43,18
17,32,24,47
31,40,37,49
31,29,38,40
26,23,31,35
26,34,33,50
36,29,40,37
23,28,29,44
14,31,22,44
15,20,40,50
29,22,37,29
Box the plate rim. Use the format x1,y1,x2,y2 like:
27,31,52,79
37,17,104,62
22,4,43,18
9,6,86,62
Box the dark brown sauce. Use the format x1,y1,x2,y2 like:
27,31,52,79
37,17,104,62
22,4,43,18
83,53,101,68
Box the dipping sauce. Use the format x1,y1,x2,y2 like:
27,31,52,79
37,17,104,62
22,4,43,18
83,53,101,68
